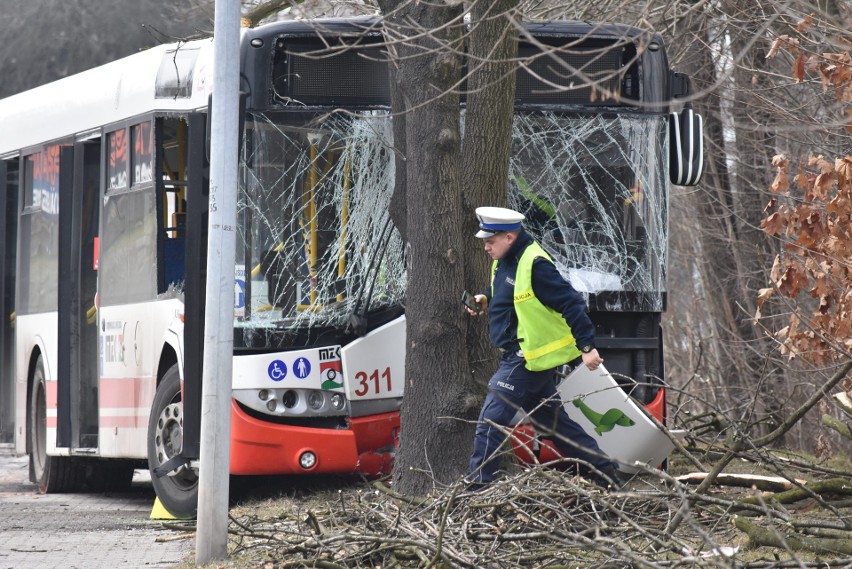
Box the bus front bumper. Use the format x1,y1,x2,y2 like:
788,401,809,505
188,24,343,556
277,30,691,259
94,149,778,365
229,400,399,476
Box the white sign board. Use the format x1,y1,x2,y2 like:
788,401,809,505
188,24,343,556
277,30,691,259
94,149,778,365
231,345,343,391
557,364,676,473
341,316,406,401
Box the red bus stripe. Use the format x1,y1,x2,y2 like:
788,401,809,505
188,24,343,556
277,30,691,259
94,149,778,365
42,377,155,430
99,377,156,407
45,380,58,408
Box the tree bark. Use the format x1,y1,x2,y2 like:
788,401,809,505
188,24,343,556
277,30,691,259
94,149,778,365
676,472,805,492
735,516,852,554
460,0,521,388
376,0,524,495
379,0,472,495
738,477,852,506
822,414,852,441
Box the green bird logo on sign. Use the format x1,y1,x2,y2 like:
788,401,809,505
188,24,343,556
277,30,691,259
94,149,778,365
572,399,635,435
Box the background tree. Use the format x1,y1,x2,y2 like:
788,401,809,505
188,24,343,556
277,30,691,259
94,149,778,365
658,0,851,452
0,0,214,99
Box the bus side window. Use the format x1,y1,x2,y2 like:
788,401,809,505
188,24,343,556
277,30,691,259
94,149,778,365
163,210,186,289
159,118,188,292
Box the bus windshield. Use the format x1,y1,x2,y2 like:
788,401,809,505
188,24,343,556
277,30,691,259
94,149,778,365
510,112,668,311
236,110,405,336
236,110,668,338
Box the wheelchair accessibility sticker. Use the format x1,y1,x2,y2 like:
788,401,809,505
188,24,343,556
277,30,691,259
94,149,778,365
268,360,287,381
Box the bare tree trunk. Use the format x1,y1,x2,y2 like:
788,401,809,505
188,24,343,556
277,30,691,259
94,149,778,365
665,2,792,440
662,0,851,448
460,0,521,386
723,4,789,439
379,0,472,495
675,9,750,403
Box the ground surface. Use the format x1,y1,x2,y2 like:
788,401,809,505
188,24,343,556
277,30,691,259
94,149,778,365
0,445,192,569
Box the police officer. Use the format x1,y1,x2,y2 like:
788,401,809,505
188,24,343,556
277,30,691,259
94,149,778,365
465,206,623,489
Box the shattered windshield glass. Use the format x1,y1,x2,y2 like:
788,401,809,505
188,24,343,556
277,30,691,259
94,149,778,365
235,110,667,336
236,111,405,334
510,112,668,312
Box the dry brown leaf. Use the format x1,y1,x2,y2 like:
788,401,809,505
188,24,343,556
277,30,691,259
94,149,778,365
793,53,806,82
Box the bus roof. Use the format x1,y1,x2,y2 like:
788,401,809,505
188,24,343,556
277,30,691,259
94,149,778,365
0,17,670,157
0,35,215,157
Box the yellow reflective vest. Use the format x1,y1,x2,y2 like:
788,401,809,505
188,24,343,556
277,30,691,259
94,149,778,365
491,241,582,371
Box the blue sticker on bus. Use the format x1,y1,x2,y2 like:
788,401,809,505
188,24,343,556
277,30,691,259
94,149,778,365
267,360,287,381
234,279,245,310
293,357,311,379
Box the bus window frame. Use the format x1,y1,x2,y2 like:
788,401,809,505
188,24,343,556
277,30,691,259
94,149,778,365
97,115,160,307
16,140,72,316
19,139,72,215
102,116,156,198
130,121,155,189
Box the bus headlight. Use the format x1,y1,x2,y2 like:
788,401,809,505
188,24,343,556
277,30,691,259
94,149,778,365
282,390,298,409
307,391,324,410
331,393,345,410
233,388,347,417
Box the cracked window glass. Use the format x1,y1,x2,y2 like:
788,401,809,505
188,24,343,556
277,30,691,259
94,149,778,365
235,109,668,340
509,112,668,311
236,111,404,338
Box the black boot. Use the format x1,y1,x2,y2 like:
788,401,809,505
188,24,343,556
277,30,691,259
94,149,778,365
594,464,627,491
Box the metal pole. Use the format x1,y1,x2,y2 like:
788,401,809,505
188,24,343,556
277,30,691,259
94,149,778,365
196,0,240,563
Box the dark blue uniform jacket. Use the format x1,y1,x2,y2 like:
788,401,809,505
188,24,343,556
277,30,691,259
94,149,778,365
483,230,595,355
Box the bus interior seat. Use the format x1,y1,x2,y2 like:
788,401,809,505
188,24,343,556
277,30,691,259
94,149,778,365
163,238,185,288
163,211,186,288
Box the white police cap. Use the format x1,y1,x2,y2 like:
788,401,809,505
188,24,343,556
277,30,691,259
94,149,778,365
474,206,525,238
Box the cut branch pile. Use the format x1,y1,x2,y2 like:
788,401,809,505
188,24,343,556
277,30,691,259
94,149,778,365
205,365,852,567
214,458,852,568
170,362,852,568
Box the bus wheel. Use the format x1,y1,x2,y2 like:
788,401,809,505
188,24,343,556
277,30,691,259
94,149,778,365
28,355,82,493
147,364,198,518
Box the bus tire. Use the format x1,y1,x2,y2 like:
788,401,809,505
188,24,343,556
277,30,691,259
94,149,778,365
147,363,198,518
28,355,83,493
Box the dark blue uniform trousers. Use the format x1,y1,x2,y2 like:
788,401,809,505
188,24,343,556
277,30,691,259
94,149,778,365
468,352,614,484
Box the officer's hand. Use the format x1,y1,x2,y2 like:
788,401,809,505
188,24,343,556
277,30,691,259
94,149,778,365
466,294,488,316
582,348,603,370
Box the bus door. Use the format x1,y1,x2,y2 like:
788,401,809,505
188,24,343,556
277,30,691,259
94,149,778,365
57,141,101,450
159,114,206,462
0,158,18,444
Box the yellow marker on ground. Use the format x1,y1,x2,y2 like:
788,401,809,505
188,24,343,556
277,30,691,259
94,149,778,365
149,497,178,520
